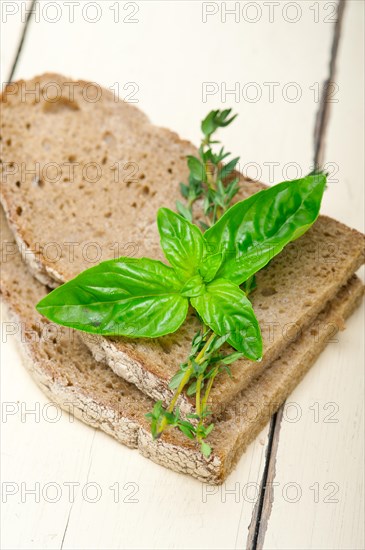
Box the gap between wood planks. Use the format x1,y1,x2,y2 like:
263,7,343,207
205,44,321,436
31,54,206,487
7,0,37,83
246,2,346,549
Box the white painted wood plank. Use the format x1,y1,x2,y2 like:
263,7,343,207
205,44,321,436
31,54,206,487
0,0,33,82
263,2,365,548
2,2,335,549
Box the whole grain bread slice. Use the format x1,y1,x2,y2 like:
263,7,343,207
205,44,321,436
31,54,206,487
1,75,364,416
1,210,364,483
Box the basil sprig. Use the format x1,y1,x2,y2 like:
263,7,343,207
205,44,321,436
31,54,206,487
37,172,326,363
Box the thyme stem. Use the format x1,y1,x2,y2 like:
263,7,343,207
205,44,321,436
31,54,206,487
156,332,215,437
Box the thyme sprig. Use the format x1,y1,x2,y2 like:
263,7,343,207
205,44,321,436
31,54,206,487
149,109,243,456
176,109,240,227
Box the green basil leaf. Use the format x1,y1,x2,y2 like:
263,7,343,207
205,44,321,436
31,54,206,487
198,252,222,282
36,257,188,337
157,207,206,279
191,279,262,360
180,274,205,298
204,173,326,284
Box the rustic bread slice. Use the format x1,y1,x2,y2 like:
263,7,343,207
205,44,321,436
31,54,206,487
1,75,364,416
1,210,364,483
0,73,197,286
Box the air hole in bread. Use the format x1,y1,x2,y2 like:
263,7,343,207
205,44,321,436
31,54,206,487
102,156,107,165
31,323,41,337
261,287,277,297
104,212,112,218
139,173,146,180
26,123,31,130
16,206,22,216
6,139,11,146
167,168,173,174
42,96,79,114
68,154,76,163
142,185,150,195
131,202,137,208
15,181,21,188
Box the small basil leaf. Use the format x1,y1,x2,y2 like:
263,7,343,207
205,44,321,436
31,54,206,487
36,257,188,337
180,275,205,298
157,207,206,279
191,278,262,360
198,252,222,282
204,173,326,284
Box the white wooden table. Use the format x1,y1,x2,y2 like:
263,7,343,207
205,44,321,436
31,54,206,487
1,1,364,548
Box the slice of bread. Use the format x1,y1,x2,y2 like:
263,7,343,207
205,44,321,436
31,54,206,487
0,73,197,286
1,209,364,483
2,75,364,416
